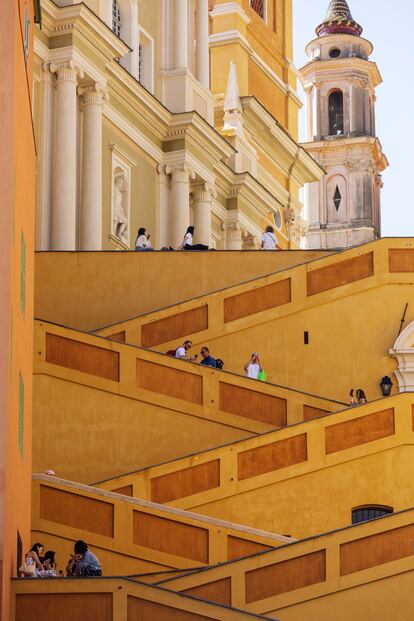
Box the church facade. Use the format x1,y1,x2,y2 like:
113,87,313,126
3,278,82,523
33,0,322,252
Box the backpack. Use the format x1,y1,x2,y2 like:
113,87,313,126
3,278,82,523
166,349,177,357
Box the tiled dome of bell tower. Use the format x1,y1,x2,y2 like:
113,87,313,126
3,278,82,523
316,0,363,37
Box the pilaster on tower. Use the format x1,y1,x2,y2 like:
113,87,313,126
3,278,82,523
299,0,388,250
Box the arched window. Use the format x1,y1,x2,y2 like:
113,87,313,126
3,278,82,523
112,0,121,37
352,506,393,525
329,91,344,136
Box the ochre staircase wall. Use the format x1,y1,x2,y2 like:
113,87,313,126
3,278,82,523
33,320,342,482
11,575,276,621
156,507,414,621
96,394,414,538
96,240,414,401
31,476,291,576
34,250,332,331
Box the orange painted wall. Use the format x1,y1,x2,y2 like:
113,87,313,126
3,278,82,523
0,0,37,618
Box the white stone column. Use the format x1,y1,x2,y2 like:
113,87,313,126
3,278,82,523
166,163,195,248
350,81,358,135
364,89,371,135
78,83,108,250
223,211,243,250
156,164,171,248
50,60,83,250
192,183,213,246
196,0,209,88
173,0,189,69
313,84,321,138
371,94,377,136
37,63,55,250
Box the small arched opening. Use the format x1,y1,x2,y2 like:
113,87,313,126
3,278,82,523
352,505,393,525
329,90,344,136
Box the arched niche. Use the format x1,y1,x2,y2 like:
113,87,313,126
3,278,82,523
389,319,414,392
326,173,347,224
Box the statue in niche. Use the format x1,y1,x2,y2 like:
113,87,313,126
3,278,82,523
112,170,129,243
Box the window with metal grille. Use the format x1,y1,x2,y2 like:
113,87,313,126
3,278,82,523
18,372,24,457
112,0,121,37
20,232,26,316
250,0,265,19
352,506,393,525
24,4,30,65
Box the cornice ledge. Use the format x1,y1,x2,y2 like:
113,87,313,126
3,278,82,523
230,172,284,212
209,1,251,24
242,96,324,182
166,112,236,160
209,29,252,55
300,58,382,87
41,0,130,61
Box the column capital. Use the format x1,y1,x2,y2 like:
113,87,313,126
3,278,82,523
165,162,196,182
78,82,109,106
49,60,84,84
350,76,367,88
191,182,216,202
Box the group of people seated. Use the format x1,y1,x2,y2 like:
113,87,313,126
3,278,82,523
21,540,101,579
167,340,224,370
135,225,280,251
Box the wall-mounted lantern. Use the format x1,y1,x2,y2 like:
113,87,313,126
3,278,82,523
380,376,393,397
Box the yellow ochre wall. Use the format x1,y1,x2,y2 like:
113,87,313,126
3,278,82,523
158,504,414,620
97,394,414,540
31,476,290,576
100,240,414,403
32,319,342,482
210,0,298,137
34,249,332,331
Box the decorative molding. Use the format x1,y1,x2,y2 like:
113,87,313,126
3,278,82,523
39,0,130,62
78,82,109,106
165,162,196,182
209,2,251,24
390,320,414,393
109,142,137,169
103,103,163,163
49,59,84,83
209,30,252,55
191,182,217,203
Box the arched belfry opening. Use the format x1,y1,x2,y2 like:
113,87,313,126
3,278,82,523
329,91,344,136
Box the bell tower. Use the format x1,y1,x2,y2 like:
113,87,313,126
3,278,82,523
300,0,388,249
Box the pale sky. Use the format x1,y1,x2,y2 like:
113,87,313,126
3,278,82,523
294,0,414,236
